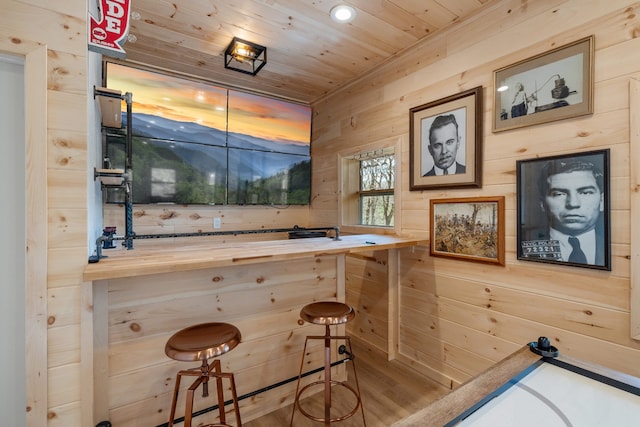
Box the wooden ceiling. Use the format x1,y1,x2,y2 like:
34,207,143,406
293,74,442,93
122,0,494,104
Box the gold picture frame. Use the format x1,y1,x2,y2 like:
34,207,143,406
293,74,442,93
430,196,505,265
409,86,483,190
493,35,594,132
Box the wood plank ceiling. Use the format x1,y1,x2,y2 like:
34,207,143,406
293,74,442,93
121,0,494,104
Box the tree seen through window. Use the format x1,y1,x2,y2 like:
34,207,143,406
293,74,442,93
359,154,394,226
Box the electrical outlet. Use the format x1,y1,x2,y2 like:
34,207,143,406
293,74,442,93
213,217,221,229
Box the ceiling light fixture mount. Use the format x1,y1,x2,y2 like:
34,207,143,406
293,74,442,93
224,37,267,76
330,4,356,23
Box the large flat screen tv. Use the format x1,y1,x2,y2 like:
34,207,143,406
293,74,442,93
103,61,311,205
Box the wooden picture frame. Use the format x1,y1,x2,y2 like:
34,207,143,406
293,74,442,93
493,35,594,132
430,196,505,265
410,86,483,190
516,149,610,271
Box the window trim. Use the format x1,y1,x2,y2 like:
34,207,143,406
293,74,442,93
338,137,401,234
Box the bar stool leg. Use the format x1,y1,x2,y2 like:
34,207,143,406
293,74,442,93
211,359,227,425
345,336,366,426
169,362,240,427
184,375,205,427
207,359,242,427
290,336,311,426
324,325,331,427
227,372,243,427
168,371,183,427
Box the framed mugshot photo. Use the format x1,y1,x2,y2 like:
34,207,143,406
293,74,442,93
516,149,610,270
409,86,483,191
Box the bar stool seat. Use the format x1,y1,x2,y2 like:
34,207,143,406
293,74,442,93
291,301,366,426
165,322,242,427
300,301,355,326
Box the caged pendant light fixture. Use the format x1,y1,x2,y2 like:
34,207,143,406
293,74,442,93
224,37,267,76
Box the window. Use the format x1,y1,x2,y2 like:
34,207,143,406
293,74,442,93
341,146,395,228
359,155,395,226
102,61,312,205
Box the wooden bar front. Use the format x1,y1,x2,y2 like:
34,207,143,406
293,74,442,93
83,234,424,426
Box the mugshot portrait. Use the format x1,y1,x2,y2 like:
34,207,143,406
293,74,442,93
409,86,483,191
420,108,467,177
516,149,610,271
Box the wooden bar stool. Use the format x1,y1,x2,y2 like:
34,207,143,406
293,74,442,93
165,322,243,427
290,301,366,426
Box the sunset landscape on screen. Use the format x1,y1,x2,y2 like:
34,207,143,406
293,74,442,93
106,62,311,146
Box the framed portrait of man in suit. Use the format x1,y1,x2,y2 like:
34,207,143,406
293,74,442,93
409,86,483,191
516,149,611,271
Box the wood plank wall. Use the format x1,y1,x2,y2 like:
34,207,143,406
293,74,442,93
1,1,88,426
311,0,640,388
346,250,391,354
102,204,310,247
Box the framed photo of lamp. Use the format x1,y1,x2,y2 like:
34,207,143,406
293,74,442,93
493,35,594,132
430,196,505,265
516,149,610,271
409,86,483,190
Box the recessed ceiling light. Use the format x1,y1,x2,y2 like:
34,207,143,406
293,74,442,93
330,5,356,23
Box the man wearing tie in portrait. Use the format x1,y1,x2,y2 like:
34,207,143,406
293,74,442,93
523,157,606,266
422,113,466,176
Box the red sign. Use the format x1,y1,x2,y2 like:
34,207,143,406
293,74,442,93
89,0,131,58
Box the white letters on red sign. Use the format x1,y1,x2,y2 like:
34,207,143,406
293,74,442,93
89,0,131,58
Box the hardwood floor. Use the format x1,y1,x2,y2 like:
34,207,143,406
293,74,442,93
244,339,450,426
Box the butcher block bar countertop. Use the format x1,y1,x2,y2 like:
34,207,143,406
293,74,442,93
83,233,426,281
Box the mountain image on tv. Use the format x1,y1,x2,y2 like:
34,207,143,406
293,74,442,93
123,112,310,156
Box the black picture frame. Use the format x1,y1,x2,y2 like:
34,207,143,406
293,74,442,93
516,149,610,270
409,86,483,190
